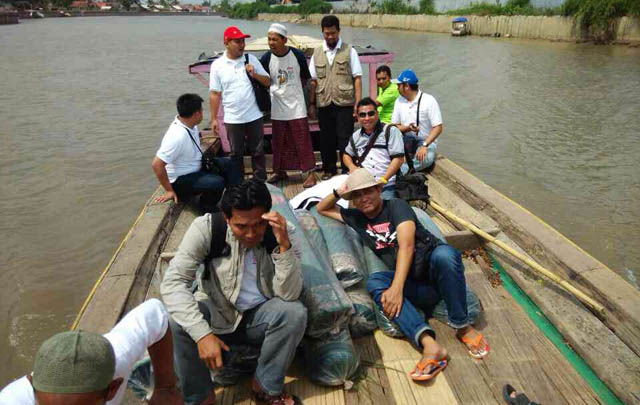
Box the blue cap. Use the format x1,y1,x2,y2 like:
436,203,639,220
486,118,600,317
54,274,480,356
391,69,419,85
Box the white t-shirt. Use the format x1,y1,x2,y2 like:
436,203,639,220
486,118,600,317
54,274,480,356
391,90,443,147
262,48,309,121
156,117,202,183
345,124,405,184
209,52,268,124
309,39,363,79
235,249,267,312
0,299,168,405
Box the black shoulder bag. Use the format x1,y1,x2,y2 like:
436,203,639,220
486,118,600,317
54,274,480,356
245,54,271,113
349,124,391,167
184,127,222,176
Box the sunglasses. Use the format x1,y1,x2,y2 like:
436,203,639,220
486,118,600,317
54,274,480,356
358,111,376,118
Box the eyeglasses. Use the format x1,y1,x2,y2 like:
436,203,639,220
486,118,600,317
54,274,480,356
358,111,376,118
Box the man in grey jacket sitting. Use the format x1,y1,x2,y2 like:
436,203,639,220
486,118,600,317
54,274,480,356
161,179,307,405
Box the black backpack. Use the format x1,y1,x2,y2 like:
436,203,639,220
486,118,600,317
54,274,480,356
245,54,271,113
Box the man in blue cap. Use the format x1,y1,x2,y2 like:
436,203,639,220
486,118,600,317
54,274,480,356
391,69,443,171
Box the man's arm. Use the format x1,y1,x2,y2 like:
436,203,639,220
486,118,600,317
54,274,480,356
381,155,404,182
263,211,303,301
316,181,348,223
415,124,443,162
160,216,231,371
209,91,221,135
246,54,270,87
353,76,362,115
380,220,415,318
151,157,178,204
308,79,317,120
343,153,358,174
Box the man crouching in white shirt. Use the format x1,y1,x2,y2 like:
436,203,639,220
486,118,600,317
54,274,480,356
0,299,182,405
152,93,241,213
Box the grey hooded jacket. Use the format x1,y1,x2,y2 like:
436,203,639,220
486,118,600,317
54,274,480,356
161,214,303,342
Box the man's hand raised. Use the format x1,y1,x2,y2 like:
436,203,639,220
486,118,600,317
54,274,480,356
197,333,229,370
262,211,291,251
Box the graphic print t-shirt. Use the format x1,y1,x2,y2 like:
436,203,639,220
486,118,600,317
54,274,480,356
260,47,310,121
340,199,427,271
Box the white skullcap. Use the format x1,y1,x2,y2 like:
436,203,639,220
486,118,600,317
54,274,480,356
268,23,287,38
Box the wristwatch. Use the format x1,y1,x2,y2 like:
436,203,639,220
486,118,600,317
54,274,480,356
422,141,429,147
333,189,341,199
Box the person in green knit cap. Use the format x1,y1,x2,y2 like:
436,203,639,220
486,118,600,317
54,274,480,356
375,65,400,124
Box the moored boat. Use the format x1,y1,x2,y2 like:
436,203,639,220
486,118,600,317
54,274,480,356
70,38,640,404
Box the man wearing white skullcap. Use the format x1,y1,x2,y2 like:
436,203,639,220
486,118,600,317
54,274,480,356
260,23,317,188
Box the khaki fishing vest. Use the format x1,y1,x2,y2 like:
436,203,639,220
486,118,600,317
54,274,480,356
313,42,355,107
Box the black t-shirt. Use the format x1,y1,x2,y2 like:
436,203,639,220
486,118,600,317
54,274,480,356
340,199,431,272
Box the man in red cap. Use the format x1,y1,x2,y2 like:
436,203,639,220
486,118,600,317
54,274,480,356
210,26,270,181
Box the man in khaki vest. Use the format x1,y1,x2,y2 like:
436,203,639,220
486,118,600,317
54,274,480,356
308,15,362,180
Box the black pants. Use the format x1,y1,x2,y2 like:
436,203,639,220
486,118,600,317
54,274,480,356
225,117,266,181
317,103,354,174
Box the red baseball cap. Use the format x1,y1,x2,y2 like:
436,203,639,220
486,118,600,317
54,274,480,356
223,26,251,41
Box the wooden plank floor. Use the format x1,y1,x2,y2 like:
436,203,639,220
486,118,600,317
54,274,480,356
126,175,601,404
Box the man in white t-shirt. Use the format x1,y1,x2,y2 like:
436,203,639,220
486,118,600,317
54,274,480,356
152,93,241,213
391,69,443,172
0,299,182,405
308,15,363,179
260,23,316,189
344,97,405,200
209,26,271,182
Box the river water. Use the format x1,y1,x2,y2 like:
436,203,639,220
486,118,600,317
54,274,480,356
1,15,639,384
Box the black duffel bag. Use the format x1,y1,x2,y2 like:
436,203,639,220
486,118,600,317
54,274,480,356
394,171,429,203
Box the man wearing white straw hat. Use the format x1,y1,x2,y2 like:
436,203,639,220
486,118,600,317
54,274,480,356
317,168,489,383
260,23,316,188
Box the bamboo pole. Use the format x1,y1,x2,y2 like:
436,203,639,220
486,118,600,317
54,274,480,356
429,200,606,315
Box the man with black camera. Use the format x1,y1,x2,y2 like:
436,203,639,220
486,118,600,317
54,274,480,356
152,93,240,213
317,168,488,383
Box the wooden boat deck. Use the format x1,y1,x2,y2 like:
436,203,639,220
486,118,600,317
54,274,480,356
74,157,640,404
136,174,598,404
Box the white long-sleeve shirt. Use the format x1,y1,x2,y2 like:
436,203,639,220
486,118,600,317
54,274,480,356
0,299,168,405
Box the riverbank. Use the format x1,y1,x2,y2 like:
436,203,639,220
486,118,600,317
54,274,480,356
257,13,640,44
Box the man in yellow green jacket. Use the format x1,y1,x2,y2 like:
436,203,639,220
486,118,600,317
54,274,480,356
375,65,400,124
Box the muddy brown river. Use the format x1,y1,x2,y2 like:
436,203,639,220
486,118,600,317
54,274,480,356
1,15,639,384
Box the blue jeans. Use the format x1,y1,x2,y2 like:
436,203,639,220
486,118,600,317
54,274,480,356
366,244,478,348
381,184,395,200
172,157,241,212
170,298,307,404
402,133,435,173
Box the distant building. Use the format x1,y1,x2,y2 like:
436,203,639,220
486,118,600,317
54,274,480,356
70,0,88,8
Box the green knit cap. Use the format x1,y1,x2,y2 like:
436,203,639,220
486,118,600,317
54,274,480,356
32,331,116,394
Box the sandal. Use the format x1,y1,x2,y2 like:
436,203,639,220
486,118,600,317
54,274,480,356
502,384,540,405
409,358,448,381
267,172,288,184
302,174,317,189
458,331,490,359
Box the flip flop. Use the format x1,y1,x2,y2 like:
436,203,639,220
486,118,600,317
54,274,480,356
459,331,490,359
409,358,448,381
502,384,540,405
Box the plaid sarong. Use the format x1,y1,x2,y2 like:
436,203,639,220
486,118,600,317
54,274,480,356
271,118,315,172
